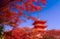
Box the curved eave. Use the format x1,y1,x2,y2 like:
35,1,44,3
33,20,46,25
34,26,47,29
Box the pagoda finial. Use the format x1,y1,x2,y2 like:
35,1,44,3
38,12,40,20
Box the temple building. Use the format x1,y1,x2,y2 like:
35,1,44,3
31,19,47,39
33,19,47,32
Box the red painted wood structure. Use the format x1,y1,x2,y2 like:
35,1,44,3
33,19,47,32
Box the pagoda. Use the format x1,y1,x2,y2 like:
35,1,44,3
33,19,47,32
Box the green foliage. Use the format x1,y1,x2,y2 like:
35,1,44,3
0,26,3,36
50,36,54,39
1,36,4,39
0,35,4,39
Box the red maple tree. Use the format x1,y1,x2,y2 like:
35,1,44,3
0,0,46,39
4,27,31,39
0,0,46,27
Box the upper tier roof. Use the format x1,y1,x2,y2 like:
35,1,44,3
33,20,46,25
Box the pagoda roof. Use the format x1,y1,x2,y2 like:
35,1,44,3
33,20,46,25
34,26,47,29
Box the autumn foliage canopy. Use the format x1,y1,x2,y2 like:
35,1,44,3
0,0,46,27
0,0,60,39
0,0,46,39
